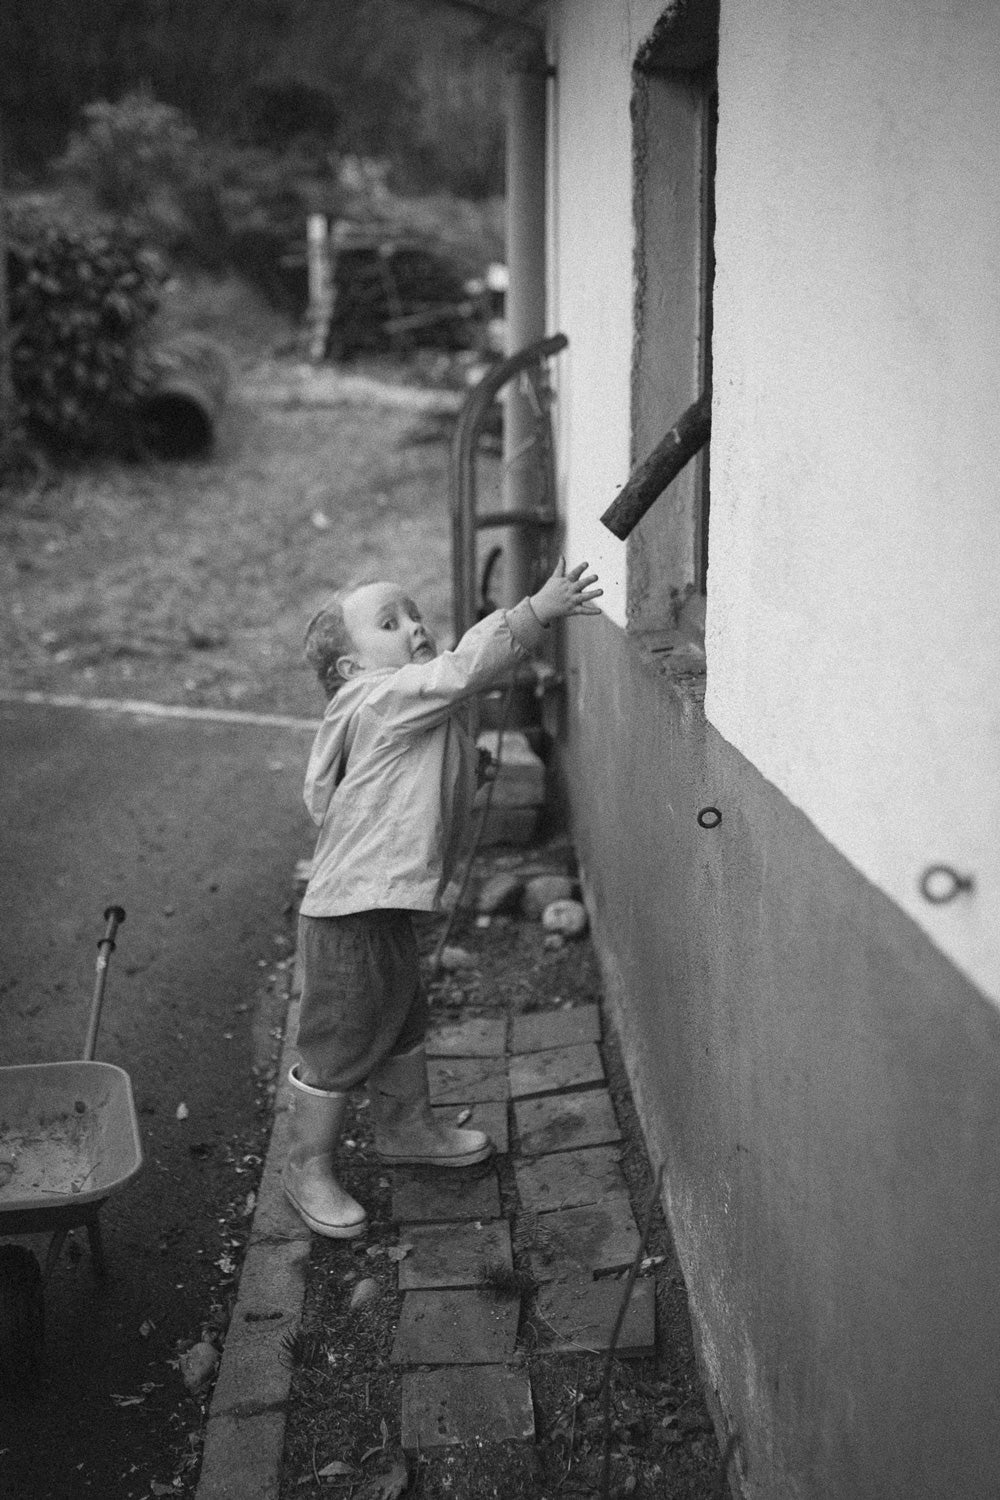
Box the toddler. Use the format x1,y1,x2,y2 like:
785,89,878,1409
284,559,602,1236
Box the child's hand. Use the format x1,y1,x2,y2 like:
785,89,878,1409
530,559,603,626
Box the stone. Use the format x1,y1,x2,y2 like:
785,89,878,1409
534,1276,655,1357
426,1018,508,1057
391,1289,520,1364
524,1195,641,1282
428,1056,510,1103
515,1146,626,1212
522,874,574,919
397,1219,513,1290
476,872,524,915
508,1042,605,1099
541,899,588,938
401,1365,535,1450
438,945,476,972
514,1089,621,1156
432,1100,509,1155
476,730,545,808
510,1005,601,1053
392,1170,501,1223
543,934,565,951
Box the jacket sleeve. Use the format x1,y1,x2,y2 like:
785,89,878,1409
365,599,546,735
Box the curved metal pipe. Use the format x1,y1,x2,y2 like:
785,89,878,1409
449,331,568,639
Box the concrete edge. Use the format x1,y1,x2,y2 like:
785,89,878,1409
194,995,308,1500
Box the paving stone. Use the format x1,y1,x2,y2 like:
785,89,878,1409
534,1276,655,1358
509,1004,601,1053
523,1194,641,1283
431,1100,509,1155
514,1089,620,1156
391,1288,520,1364
402,1365,535,1450
392,1169,501,1223
428,1055,510,1103
397,1220,512,1290
426,1017,508,1057
515,1146,626,1212
508,1042,605,1099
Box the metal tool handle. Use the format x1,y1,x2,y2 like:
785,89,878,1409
83,906,126,1062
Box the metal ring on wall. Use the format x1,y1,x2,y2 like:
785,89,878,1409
919,865,974,904
697,806,722,830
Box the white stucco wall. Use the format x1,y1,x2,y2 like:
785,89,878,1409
706,0,1000,999
550,0,1000,1000
549,1,666,626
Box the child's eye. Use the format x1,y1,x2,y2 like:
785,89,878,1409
381,618,397,630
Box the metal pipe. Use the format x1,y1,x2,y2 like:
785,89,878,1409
502,54,549,607
449,332,567,640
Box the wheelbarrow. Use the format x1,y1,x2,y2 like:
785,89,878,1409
0,907,143,1387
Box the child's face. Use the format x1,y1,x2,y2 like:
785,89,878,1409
340,582,437,675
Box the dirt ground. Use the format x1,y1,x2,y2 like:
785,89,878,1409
0,274,727,1499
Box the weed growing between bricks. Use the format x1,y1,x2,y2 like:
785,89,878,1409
278,844,725,1500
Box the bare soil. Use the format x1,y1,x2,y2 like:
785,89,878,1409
1,274,726,1500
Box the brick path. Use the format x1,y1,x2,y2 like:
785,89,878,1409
393,1004,656,1453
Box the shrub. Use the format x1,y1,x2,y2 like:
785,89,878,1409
57,90,200,217
7,213,165,454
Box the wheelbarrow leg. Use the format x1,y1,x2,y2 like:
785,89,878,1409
43,1229,69,1284
86,1216,107,1280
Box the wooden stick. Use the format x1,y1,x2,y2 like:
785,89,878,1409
600,392,711,540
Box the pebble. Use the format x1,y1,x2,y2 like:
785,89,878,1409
522,874,574,919
438,945,476,971
543,933,565,951
476,871,524,915
349,1277,379,1311
541,899,588,938
179,1340,219,1393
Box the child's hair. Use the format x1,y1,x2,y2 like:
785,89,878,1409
304,597,355,699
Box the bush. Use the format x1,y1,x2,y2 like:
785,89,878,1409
8,213,165,454
57,90,200,217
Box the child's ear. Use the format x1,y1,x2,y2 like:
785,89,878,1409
336,653,360,681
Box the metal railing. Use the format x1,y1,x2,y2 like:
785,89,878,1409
449,332,568,640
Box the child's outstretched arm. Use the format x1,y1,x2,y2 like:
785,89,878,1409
365,560,602,734
528,558,603,625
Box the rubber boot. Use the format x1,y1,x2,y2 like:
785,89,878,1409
369,1045,493,1167
282,1066,367,1238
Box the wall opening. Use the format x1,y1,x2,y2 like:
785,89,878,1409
628,1,718,647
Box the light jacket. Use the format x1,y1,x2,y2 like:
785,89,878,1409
299,599,545,916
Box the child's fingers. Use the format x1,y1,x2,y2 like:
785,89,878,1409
577,586,603,601
565,560,588,581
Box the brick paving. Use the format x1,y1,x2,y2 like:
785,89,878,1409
391,1007,657,1453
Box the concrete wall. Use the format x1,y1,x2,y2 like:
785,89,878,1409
549,0,665,626
547,0,1000,1493
565,619,1000,1498
707,0,1000,998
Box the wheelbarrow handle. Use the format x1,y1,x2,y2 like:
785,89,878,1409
83,906,127,1061
100,905,127,952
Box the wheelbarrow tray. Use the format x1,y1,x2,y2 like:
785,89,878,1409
0,1061,143,1230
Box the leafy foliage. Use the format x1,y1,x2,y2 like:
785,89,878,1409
57,91,200,216
7,214,165,453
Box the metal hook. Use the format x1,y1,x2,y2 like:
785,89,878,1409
697,806,722,830
919,866,974,904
